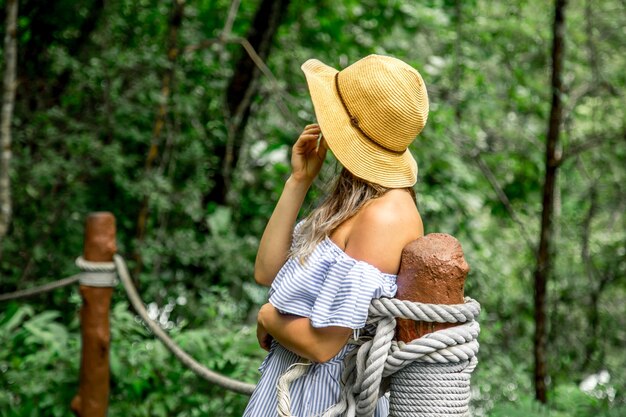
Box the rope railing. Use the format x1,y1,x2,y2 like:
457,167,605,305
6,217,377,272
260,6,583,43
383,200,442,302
113,254,256,395
0,274,81,301
0,256,256,396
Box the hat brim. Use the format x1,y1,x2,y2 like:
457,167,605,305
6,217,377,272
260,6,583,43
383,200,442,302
301,59,418,188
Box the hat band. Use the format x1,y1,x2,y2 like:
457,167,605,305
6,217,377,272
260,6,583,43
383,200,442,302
334,72,405,156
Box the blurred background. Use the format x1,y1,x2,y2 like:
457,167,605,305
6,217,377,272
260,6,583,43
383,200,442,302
0,0,624,415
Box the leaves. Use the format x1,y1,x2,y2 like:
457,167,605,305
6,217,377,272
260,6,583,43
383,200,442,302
0,0,625,415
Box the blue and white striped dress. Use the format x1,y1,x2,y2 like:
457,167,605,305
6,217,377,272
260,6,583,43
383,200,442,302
243,236,398,417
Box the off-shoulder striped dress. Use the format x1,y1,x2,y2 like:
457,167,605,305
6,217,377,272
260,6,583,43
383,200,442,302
243,236,397,417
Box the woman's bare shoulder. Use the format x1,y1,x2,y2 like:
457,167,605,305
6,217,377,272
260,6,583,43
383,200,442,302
359,189,423,235
343,189,423,274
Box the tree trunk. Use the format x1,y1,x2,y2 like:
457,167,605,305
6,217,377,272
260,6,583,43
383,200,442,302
581,187,598,369
208,0,291,206
0,0,18,241
134,0,185,277
19,0,105,111
533,0,568,403
51,0,106,101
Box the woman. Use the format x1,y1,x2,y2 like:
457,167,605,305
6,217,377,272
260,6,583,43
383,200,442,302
244,54,429,417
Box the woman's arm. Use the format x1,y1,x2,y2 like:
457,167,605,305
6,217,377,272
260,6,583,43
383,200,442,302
257,303,351,363
254,177,310,286
254,124,327,286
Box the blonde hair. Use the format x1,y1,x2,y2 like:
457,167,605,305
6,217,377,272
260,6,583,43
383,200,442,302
290,168,414,262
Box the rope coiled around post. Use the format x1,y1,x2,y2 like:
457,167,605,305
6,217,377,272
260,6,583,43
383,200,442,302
277,297,480,417
75,256,118,287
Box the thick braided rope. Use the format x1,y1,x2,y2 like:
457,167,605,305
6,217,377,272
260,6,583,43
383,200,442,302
0,254,257,395
389,358,477,416
0,255,121,301
384,322,480,375
337,298,479,417
369,297,480,324
277,297,480,417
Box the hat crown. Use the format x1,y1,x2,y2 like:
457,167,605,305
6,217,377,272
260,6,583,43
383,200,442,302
337,55,429,152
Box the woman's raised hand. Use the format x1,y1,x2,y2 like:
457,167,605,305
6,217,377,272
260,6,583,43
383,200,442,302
254,124,326,286
290,124,328,184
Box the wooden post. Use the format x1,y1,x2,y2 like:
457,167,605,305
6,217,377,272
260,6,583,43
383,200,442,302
71,212,117,417
389,233,472,417
395,233,469,342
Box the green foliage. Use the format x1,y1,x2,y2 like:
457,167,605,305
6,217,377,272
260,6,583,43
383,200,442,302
0,0,624,415
484,383,625,417
0,303,79,416
0,290,266,416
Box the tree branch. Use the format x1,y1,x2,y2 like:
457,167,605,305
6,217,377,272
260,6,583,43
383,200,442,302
0,0,18,241
560,132,622,164
184,35,296,125
471,152,535,248
453,134,535,250
221,0,241,42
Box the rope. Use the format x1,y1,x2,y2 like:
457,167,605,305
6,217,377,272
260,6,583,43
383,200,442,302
277,360,312,416
0,274,81,302
389,358,476,416
369,298,480,323
75,257,116,272
113,255,256,395
0,256,119,302
75,256,118,287
277,298,481,417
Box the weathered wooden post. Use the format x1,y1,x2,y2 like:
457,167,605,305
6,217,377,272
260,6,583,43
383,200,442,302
391,233,471,416
71,212,117,417
395,233,468,340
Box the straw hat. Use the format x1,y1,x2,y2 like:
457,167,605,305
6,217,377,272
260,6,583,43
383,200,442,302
301,54,429,188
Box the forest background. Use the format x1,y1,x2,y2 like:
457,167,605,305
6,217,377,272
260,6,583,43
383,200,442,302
0,0,624,416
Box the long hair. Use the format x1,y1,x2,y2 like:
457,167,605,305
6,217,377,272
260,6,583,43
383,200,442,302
290,168,414,262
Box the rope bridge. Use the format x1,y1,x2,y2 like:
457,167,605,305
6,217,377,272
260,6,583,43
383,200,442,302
0,212,480,417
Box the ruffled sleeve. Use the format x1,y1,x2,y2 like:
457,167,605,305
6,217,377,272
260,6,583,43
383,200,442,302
308,257,397,329
269,244,397,330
